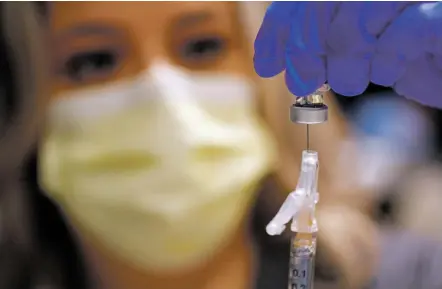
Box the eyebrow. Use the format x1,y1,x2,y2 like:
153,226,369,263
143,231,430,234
56,23,120,40
173,12,215,29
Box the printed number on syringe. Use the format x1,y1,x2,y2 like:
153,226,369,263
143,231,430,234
291,269,307,278
290,269,307,289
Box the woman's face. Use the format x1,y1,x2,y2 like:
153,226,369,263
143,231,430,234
50,2,254,97
45,3,274,281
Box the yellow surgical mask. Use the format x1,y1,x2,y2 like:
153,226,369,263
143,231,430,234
39,63,276,272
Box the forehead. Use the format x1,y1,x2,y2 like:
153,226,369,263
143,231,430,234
52,2,239,35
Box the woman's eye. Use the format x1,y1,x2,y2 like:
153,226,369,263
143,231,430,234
63,50,118,82
180,36,225,63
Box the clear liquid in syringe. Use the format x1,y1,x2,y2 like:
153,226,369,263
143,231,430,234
288,233,316,289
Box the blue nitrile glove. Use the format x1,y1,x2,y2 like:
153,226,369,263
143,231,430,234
254,2,442,108
374,2,442,107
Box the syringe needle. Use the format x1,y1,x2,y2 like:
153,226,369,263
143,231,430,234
306,125,310,151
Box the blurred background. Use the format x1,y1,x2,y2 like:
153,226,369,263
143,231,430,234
335,83,442,237
2,2,442,289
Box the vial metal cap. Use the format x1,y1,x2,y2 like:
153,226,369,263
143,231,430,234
290,104,328,124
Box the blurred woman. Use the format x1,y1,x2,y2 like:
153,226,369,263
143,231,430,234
36,2,377,289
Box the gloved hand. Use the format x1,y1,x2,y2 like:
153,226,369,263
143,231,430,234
254,2,442,108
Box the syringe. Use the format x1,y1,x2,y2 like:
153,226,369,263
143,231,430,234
266,150,320,289
289,85,329,289
266,85,328,289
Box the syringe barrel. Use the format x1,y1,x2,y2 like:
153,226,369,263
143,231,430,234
288,234,317,289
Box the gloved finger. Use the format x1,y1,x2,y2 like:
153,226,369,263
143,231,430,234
254,2,293,78
423,2,442,56
362,2,413,37
297,2,338,55
370,53,407,87
285,51,325,97
283,2,335,96
327,55,370,96
372,3,441,86
361,2,413,86
376,4,432,63
394,54,442,108
327,2,373,54
326,2,371,96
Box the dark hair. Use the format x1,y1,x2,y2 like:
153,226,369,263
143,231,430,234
0,3,87,289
